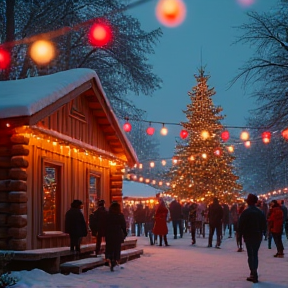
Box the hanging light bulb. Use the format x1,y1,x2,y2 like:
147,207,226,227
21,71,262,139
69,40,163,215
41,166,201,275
221,130,230,142
240,131,249,141
30,40,56,65
150,162,155,168
262,131,271,144
160,124,168,136
123,119,132,132
146,122,155,136
161,160,167,166
244,141,251,148
282,128,288,140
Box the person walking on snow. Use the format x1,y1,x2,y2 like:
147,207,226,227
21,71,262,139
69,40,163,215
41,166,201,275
238,193,266,284
207,198,223,249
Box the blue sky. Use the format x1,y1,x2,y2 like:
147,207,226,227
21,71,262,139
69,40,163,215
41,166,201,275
126,0,274,158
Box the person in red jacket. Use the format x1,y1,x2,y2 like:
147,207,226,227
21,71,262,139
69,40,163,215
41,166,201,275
152,199,169,246
268,200,284,258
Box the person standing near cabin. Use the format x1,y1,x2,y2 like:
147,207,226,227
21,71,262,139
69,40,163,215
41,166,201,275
89,199,108,257
65,199,87,252
105,201,127,272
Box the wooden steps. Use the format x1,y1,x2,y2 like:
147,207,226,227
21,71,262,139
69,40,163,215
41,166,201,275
60,248,143,274
5,238,139,274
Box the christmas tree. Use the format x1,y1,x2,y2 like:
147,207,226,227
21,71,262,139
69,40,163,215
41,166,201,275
168,67,242,204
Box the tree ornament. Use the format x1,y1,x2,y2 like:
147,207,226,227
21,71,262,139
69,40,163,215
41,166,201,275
88,21,113,47
221,130,230,142
156,0,186,27
214,148,221,157
261,131,271,144
0,48,11,70
123,121,132,132
282,128,288,140
180,129,188,139
29,40,56,65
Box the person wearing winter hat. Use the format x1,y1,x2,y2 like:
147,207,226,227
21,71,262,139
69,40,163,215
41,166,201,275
238,194,266,283
65,200,87,253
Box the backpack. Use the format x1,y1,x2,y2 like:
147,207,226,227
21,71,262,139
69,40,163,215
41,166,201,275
89,213,97,236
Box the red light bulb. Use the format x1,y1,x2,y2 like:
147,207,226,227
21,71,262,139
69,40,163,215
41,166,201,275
221,130,230,142
0,48,11,70
88,21,112,47
180,129,188,139
146,126,155,136
123,122,132,132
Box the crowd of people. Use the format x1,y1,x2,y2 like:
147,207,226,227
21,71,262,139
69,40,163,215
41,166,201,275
64,195,288,282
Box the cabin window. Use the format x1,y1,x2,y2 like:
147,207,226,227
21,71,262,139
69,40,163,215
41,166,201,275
88,174,101,214
43,163,61,232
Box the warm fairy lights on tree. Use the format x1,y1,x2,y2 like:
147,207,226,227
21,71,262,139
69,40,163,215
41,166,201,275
167,68,242,204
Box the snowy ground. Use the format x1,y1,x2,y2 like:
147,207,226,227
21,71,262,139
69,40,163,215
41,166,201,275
10,225,288,288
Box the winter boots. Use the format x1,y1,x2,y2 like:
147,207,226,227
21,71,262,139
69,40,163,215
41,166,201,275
247,271,258,283
246,270,258,283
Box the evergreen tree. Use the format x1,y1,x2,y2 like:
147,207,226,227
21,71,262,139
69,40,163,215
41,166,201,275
168,68,242,204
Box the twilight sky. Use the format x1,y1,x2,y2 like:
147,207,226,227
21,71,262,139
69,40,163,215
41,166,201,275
126,0,274,159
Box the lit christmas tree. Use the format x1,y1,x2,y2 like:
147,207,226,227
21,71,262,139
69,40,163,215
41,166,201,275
168,67,242,204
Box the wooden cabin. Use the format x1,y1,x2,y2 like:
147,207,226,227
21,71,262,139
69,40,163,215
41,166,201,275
0,68,138,251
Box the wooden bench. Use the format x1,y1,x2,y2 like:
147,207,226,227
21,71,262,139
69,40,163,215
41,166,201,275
60,248,144,274
2,238,138,274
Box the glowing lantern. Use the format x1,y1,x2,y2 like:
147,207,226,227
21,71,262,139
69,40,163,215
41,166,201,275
282,128,288,140
123,121,132,132
139,177,143,182
30,40,56,65
221,130,230,142
146,126,155,136
156,0,186,27
160,124,168,136
161,160,166,166
88,21,112,47
201,130,210,140
0,48,11,70
244,141,251,148
180,129,188,139
240,131,249,141
262,131,271,144
214,148,221,157
150,162,155,168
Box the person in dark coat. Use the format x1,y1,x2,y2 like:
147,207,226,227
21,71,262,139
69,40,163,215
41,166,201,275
188,203,197,245
208,197,223,248
153,199,169,246
65,199,87,252
89,199,108,256
105,201,127,272
169,199,183,239
238,193,266,284
134,203,145,236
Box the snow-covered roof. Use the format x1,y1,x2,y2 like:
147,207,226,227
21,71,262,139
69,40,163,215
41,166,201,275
0,68,98,118
0,68,138,166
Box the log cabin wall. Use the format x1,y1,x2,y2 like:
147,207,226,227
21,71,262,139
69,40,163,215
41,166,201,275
0,129,29,251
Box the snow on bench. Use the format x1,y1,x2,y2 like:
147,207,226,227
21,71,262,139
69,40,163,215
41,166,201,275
60,248,144,274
